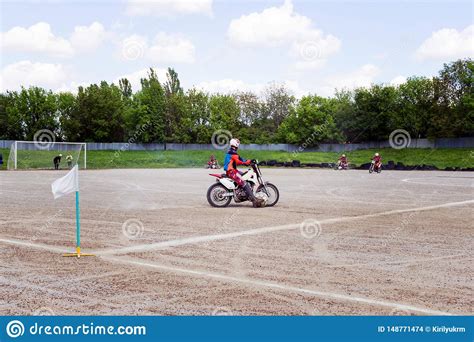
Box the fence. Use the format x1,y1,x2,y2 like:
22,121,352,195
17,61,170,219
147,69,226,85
0,137,473,152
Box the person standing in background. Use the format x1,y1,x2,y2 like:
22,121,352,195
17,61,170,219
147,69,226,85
53,154,62,170
66,154,73,168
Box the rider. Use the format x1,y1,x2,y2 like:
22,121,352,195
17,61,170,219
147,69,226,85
224,138,264,207
372,152,382,167
338,154,348,168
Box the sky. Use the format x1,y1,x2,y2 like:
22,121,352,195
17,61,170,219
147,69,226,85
0,0,473,97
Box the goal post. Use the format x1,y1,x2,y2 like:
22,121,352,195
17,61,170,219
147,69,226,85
7,141,87,170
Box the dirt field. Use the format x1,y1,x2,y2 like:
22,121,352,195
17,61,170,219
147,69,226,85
0,168,473,316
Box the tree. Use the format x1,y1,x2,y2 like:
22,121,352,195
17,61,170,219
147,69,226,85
0,92,23,140
1,59,471,144
209,94,240,138
71,82,125,142
126,68,167,143
3,87,59,141
431,59,473,137
57,91,78,141
261,84,295,132
119,78,133,99
184,88,212,143
349,85,398,142
164,68,184,97
233,91,267,143
394,77,434,139
163,68,187,141
278,95,342,146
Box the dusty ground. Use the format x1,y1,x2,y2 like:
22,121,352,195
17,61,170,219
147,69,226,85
0,168,473,316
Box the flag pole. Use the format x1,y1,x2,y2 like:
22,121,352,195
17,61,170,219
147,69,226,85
75,190,81,254
63,168,94,258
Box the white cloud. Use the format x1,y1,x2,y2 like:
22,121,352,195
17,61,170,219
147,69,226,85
326,64,380,90
0,61,71,91
147,33,195,63
0,22,74,58
70,22,107,52
311,64,380,96
390,75,407,86
114,68,168,92
1,21,108,58
415,25,474,61
126,0,212,17
120,33,195,64
227,0,340,70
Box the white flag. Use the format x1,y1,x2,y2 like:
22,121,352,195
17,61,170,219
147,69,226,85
51,165,79,199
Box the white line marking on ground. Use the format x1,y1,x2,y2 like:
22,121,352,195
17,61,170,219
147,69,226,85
326,253,470,269
97,199,474,256
0,234,459,315
0,238,70,253
102,255,452,316
402,178,473,187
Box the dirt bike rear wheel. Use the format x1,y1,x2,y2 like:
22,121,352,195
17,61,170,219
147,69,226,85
256,183,279,207
207,183,232,207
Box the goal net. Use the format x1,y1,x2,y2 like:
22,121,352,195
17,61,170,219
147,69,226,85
7,141,87,170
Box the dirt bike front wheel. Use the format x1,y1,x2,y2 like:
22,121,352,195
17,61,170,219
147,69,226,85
207,183,232,207
256,183,279,207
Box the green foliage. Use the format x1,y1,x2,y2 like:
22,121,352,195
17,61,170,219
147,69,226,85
278,95,342,146
209,94,241,133
1,59,472,144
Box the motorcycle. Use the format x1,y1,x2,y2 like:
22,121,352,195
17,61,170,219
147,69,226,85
207,160,279,208
334,160,348,170
206,161,220,169
369,160,382,173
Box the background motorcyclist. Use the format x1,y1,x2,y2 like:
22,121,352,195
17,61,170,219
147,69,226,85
338,154,348,168
207,154,219,169
224,138,264,207
372,152,382,163
372,152,382,169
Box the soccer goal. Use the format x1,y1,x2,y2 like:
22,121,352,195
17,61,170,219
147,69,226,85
7,141,87,170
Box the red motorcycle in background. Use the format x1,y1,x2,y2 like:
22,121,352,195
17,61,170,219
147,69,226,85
335,160,349,170
369,160,382,173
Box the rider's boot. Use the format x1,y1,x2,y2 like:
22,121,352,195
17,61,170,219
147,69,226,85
243,183,264,207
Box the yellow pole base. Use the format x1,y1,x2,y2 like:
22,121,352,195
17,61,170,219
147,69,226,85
63,247,95,258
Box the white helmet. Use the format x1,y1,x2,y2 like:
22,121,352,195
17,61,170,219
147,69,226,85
59,154,63,157
342,154,346,157
375,153,379,157
229,138,240,148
